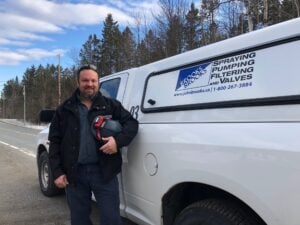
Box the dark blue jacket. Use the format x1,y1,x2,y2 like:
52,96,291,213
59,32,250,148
48,89,138,184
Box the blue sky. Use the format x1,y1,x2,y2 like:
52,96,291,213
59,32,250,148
0,0,161,90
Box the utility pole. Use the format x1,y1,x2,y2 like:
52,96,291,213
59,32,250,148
2,95,5,119
58,54,61,105
0,82,5,118
23,85,26,125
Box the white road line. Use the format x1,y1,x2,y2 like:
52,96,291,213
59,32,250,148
0,140,35,158
0,127,36,137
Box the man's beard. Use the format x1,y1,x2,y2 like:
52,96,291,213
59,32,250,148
80,88,98,100
81,93,95,100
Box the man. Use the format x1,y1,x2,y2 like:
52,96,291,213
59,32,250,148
48,64,138,225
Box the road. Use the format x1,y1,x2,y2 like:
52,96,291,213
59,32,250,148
0,121,135,225
0,121,40,156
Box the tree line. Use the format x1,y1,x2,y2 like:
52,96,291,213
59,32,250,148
1,0,299,123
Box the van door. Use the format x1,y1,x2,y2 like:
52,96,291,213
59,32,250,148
99,73,129,215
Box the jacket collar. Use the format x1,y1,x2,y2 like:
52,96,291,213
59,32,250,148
63,89,107,112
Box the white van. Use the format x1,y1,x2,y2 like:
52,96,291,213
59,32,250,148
37,18,300,225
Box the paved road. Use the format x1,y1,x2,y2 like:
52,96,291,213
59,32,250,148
0,121,40,155
0,121,135,225
0,142,74,225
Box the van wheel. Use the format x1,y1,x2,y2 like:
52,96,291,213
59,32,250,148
174,199,261,225
38,151,63,197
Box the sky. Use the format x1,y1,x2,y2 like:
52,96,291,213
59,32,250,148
0,0,161,91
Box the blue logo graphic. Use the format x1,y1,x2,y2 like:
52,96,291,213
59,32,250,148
175,63,211,91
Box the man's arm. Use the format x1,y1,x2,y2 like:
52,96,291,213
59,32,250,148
111,100,139,149
48,110,65,181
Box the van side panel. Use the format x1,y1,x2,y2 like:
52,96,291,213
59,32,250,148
116,18,300,225
123,122,300,225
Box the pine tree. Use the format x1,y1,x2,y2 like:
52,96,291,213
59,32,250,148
155,0,188,57
200,0,225,45
2,77,23,119
120,26,136,70
166,14,185,56
79,34,101,69
137,29,165,66
43,64,58,108
266,0,281,25
61,67,77,102
100,14,121,76
136,40,149,66
281,0,300,21
184,3,201,50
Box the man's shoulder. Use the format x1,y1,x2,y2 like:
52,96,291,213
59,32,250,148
61,92,78,108
96,92,121,107
54,95,77,117
103,95,120,104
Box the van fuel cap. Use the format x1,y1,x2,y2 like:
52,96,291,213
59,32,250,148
144,153,158,176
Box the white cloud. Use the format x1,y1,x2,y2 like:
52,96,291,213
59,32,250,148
3,30,53,42
0,12,62,33
0,48,65,65
3,0,134,27
0,0,136,47
106,0,160,22
0,0,157,66
0,38,31,47
0,51,27,65
20,48,65,60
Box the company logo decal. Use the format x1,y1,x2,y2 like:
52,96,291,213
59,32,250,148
174,52,256,97
175,63,211,91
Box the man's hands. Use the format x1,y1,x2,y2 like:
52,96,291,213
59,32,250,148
54,174,69,188
54,137,117,189
100,136,118,155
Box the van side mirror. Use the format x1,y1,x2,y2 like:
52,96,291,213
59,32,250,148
39,109,55,123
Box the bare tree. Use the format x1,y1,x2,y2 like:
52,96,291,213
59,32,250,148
154,0,190,56
294,0,300,16
219,0,245,37
67,48,81,67
243,0,256,31
264,0,269,24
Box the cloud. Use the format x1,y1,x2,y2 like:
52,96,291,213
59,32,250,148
0,51,27,65
0,0,157,66
106,0,160,22
20,48,65,60
0,0,136,47
0,48,65,65
0,12,62,33
0,38,32,47
3,30,52,42
3,0,134,27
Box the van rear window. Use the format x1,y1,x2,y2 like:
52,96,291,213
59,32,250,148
100,78,120,99
142,38,300,113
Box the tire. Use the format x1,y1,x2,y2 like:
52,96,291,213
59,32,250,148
38,151,63,197
174,198,263,225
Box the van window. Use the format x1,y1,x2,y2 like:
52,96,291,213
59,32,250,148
142,38,300,113
100,78,120,99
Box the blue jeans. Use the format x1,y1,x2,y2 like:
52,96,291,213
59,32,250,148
65,164,122,225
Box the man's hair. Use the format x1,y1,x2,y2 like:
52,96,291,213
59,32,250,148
77,64,99,80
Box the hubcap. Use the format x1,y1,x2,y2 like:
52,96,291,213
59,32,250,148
41,161,49,188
